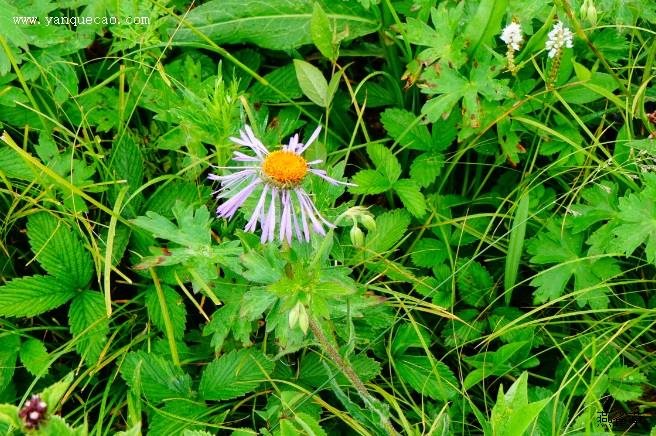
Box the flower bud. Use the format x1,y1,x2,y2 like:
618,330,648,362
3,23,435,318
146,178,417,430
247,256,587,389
350,225,365,248
580,0,597,26
359,213,376,232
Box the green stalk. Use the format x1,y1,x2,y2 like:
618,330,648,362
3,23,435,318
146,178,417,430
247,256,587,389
149,268,180,367
308,317,398,435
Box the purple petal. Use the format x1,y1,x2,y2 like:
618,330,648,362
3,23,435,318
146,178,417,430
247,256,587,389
261,188,277,243
245,185,269,232
216,179,260,219
298,125,322,154
308,168,355,186
295,189,311,241
284,134,300,152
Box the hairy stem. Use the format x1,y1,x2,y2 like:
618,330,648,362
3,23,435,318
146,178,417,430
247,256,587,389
308,317,398,435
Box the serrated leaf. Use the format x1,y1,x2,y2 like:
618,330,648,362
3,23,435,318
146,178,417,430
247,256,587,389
395,355,458,401
0,146,35,180
608,173,656,264
299,353,381,388
20,338,50,376
26,213,93,288
133,204,211,247
411,238,447,268
394,179,427,218
409,152,443,188
380,108,431,151
456,258,493,308
146,285,187,340
143,181,209,219
0,334,20,389
41,372,74,412
364,209,411,257
0,275,76,317
39,414,86,436
528,220,620,309
294,59,329,107
149,400,209,436
199,349,274,401
0,404,20,428
391,323,432,357
349,169,392,195
366,143,401,183
173,0,379,50
121,351,193,404
608,365,647,401
68,291,109,365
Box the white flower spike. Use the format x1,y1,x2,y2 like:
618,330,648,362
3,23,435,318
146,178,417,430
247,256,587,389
500,22,523,51
545,21,574,58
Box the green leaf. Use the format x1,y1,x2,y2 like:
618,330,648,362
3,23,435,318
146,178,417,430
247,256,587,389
146,285,187,340
41,373,74,412
349,170,392,195
0,146,35,180
249,64,303,103
0,404,20,428
294,60,329,107
20,338,50,376
490,372,549,436
366,143,401,183
505,192,530,304
608,173,656,264
380,108,431,151
394,179,427,218
173,0,379,50
121,351,193,404
410,238,448,268
39,415,86,436
569,182,619,234
0,334,20,389
420,53,508,128
199,349,274,401
149,400,209,436
607,365,647,401
68,291,110,365
409,152,443,188
364,209,411,257
528,220,620,309
405,3,466,67
456,259,493,308
463,0,508,57
241,248,284,284
26,213,93,288
0,275,76,317
311,3,335,60
299,353,381,388
391,323,433,357
395,355,458,401
143,181,209,219
463,341,534,388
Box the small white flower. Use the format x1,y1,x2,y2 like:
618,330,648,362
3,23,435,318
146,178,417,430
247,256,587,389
545,21,574,58
500,22,523,51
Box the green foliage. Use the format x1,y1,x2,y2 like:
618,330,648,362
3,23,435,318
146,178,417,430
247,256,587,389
1,0,655,434
26,213,93,289
121,351,193,404
489,372,549,436
199,349,274,401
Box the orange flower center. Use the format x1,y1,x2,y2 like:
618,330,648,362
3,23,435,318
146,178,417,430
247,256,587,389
261,150,308,186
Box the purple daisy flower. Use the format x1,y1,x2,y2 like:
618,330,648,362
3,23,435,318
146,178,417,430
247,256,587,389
209,125,354,244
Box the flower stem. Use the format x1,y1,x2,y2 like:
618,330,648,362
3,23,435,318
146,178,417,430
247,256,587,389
308,317,398,435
